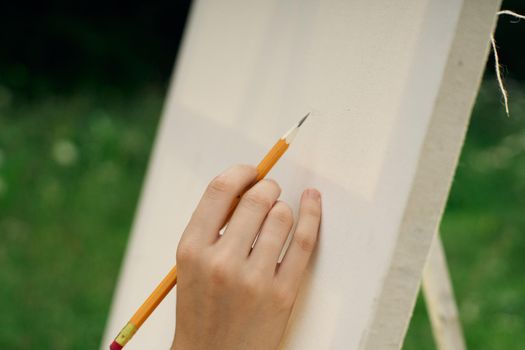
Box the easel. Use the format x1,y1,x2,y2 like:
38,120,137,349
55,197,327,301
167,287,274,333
421,9,523,349
422,235,466,350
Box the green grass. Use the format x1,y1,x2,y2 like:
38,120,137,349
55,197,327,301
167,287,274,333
0,79,524,349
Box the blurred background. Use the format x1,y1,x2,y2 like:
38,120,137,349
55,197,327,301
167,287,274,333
0,1,524,349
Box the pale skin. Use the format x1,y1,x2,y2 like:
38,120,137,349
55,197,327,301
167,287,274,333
171,164,322,350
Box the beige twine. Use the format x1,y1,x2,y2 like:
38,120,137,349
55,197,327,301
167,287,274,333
491,10,525,117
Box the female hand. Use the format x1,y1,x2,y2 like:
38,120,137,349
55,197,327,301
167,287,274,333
171,164,322,350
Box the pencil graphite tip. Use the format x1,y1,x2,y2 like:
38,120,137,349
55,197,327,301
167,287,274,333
283,113,309,143
297,113,310,128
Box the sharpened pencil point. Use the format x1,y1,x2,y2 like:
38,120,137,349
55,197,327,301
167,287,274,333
283,113,309,143
298,113,310,128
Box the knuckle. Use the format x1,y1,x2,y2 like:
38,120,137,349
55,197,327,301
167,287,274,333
240,273,264,298
188,210,205,229
265,178,282,192
293,232,316,253
303,202,321,217
271,203,293,226
206,175,234,199
207,256,233,286
242,190,273,211
235,164,257,176
176,242,198,266
272,285,295,310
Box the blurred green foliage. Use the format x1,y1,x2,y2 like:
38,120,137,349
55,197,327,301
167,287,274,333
0,86,163,349
404,80,525,349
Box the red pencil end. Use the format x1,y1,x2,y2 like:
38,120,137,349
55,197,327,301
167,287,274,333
110,340,123,350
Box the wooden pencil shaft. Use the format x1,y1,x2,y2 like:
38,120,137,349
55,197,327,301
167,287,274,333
256,139,289,181
130,266,178,327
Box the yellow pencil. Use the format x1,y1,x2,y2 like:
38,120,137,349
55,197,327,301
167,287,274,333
110,113,309,350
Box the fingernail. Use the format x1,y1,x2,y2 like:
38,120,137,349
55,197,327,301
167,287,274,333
305,188,321,202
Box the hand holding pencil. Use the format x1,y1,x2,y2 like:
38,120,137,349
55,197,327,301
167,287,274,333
111,114,322,350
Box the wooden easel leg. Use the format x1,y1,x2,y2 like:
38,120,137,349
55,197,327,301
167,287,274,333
422,234,467,350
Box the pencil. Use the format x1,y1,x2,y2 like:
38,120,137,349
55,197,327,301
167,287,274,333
110,113,310,350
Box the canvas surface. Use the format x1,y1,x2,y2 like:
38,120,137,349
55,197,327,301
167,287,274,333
101,0,499,349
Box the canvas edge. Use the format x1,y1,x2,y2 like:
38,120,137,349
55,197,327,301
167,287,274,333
361,0,502,349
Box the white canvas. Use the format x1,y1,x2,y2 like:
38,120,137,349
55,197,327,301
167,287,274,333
101,0,500,349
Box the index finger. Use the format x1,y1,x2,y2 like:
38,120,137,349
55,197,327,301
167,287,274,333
182,164,257,246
